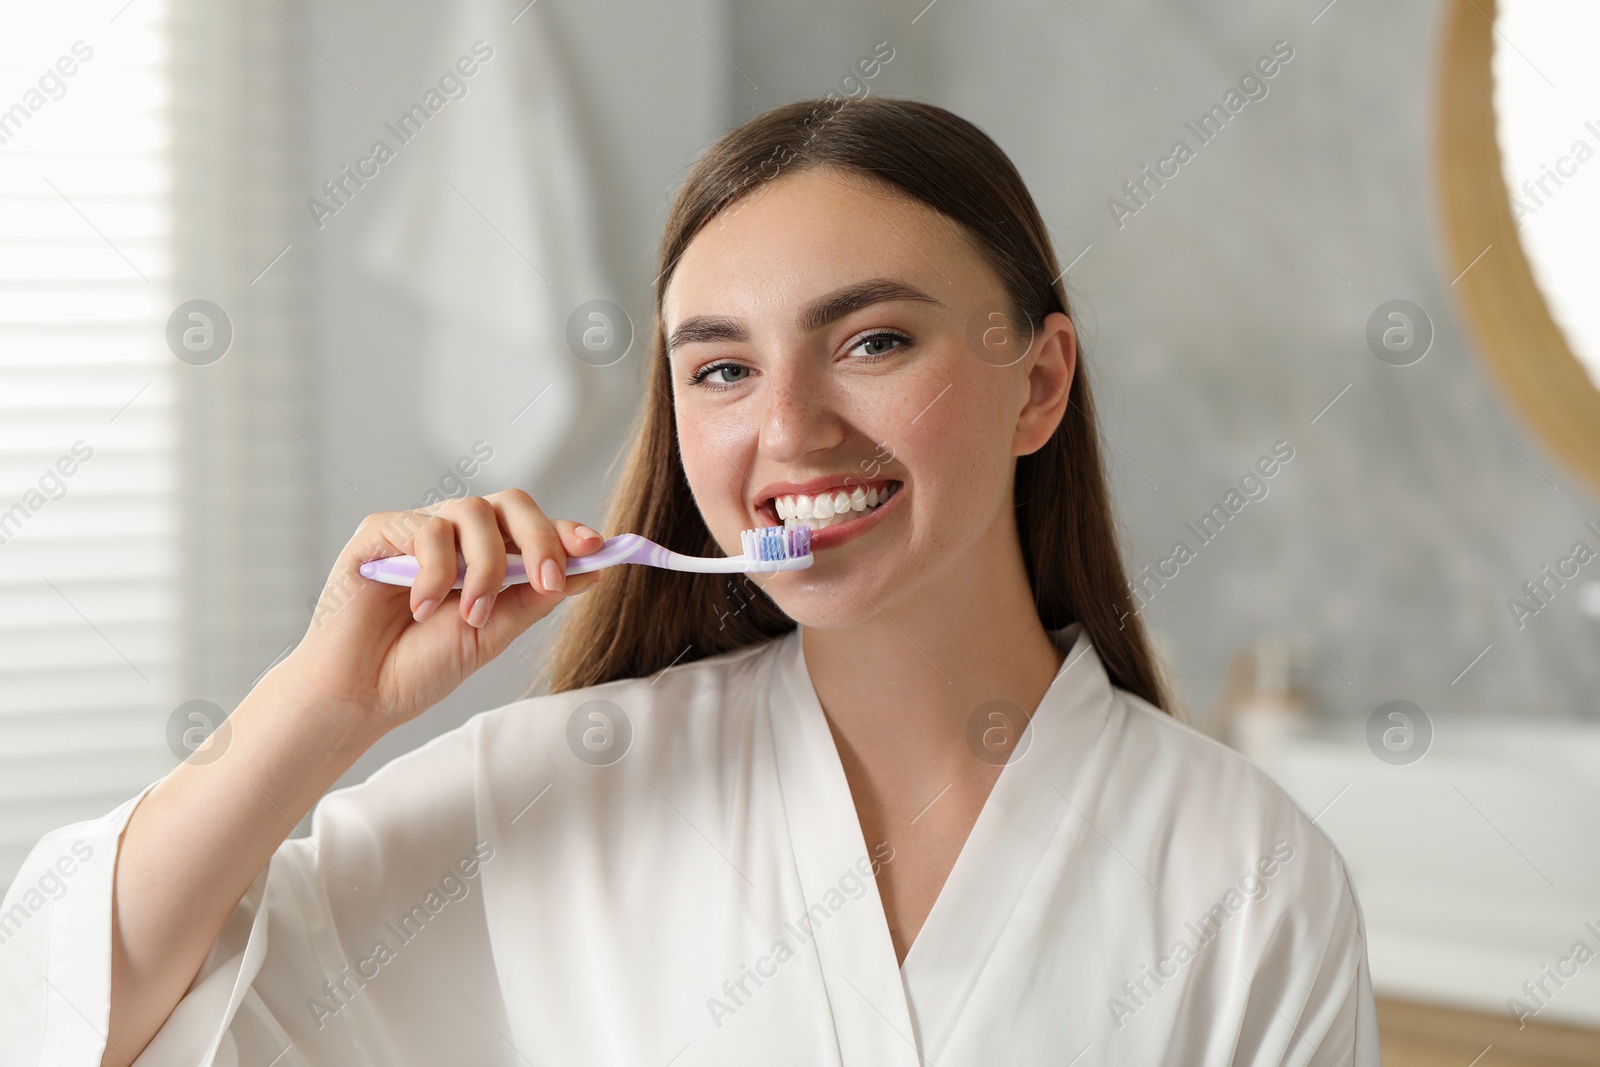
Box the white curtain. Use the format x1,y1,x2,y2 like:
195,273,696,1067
358,0,629,497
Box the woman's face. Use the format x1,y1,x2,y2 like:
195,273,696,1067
662,166,1074,628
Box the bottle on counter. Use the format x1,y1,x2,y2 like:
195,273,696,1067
1211,630,1312,775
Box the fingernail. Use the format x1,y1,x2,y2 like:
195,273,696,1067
540,558,565,593
574,525,602,542
413,597,439,623
467,593,495,627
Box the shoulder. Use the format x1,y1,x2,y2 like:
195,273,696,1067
1085,689,1378,1061
1092,683,1358,922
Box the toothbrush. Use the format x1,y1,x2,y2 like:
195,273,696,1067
358,525,813,590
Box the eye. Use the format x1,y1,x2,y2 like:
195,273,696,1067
846,329,912,361
690,360,754,387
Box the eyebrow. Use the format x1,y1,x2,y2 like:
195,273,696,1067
666,277,946,354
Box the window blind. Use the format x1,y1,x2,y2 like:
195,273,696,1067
0,0,316,890
0,2,179,888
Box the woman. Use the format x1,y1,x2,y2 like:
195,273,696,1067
2,97,1379,1065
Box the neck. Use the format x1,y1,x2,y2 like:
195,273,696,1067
801,511,1065,788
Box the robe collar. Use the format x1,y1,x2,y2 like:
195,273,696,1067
762,621,1119,1063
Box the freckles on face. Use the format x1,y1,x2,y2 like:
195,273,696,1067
662,167,1028,621
672,402,762,550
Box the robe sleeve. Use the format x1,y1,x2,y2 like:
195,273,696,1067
1235,855,1384,1067
0,711,522,1067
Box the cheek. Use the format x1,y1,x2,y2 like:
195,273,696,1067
675,407,756,520
883,375,1019,554
903,408,1008,506
689,404,758,458
886,371,1015,488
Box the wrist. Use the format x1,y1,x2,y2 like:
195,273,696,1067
251,654,388,760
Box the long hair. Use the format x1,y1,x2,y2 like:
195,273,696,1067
543,96,1172,715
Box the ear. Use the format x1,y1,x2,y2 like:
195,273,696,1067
1012,311,1076,456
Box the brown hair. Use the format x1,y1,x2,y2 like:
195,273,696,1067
543,96,1172,716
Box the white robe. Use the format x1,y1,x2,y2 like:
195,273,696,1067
0,623,1382,1065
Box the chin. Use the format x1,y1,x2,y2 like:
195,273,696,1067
767,593,876,630
753,552,901,630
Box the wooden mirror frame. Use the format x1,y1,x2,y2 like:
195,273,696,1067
1436,0,1600,497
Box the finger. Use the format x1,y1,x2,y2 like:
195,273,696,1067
488,489,567,595
409,516,457,622
339,509,400,575
450,496,507,627
564,569,603,596
481,567,603,646
554,519,605,558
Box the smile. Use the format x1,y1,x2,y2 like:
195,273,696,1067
757,480,901,532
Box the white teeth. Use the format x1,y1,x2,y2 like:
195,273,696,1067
769,482,899,531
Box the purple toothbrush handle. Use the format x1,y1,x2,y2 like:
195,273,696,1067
357,554,531,588
563,533,671,575
356,534,667,588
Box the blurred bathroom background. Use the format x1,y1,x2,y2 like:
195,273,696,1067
2,0,1597,1060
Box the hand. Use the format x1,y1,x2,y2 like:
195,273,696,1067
279,490,605,737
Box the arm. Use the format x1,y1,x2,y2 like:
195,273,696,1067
102,668,378,1066
99,491,604,1066
1251,855,1382,1067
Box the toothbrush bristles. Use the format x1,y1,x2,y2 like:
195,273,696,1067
740,524,811,562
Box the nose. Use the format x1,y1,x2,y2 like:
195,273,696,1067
757,354,846,464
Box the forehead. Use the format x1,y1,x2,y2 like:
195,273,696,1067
662,168,980,331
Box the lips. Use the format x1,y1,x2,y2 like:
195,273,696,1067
751,475,904,552
753,478,900,529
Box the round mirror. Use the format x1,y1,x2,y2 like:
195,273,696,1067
1437,0,1600,496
